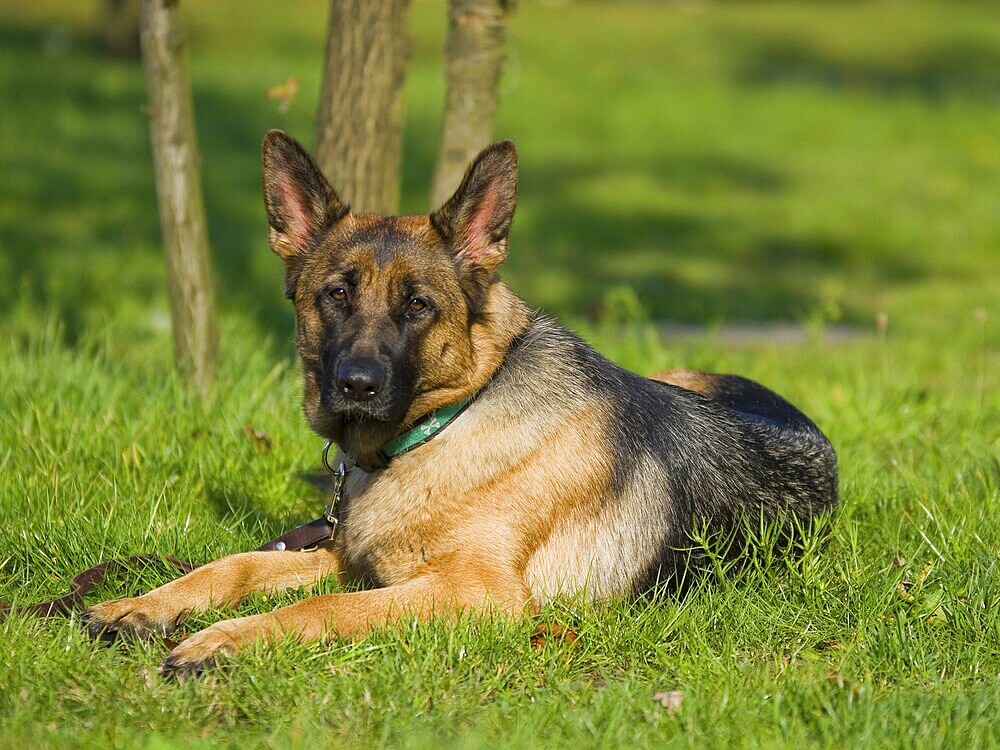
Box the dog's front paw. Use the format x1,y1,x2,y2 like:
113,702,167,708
159,616,258,679
82,596,187,642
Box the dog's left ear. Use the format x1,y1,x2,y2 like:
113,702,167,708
430,140,518,276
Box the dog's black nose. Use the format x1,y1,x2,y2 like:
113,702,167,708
336,358,385,401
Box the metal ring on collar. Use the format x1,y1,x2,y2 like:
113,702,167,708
322,441,335,475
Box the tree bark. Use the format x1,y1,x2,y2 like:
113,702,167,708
139,0,218,396
315,0,412,215
429,0,510,209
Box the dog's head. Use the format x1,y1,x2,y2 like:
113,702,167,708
262,130,525,465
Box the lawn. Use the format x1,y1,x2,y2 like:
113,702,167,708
0,0,998,748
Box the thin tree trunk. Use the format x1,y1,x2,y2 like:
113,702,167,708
429,0,510,209
315,0,412,215
139,0,218,396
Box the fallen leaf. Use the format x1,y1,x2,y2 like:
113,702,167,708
266,77,299,113
243,425,272,452
917,561,934,584
161,634,186,650
893,554,906,568
652,690,684,713
530,623,579,650
898,579,914,602
827,670,863,700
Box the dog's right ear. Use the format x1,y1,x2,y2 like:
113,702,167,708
262,130,348,263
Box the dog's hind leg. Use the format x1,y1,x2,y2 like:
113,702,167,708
82,545,342,641
651,369,820,429
649,368,721,395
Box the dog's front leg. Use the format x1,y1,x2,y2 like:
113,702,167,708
159,570,533,677
82,546,342,641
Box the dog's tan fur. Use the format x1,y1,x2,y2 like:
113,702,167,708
649,369,724,396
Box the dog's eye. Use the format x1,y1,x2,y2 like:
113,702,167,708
406,298,428,315
329,287,348,303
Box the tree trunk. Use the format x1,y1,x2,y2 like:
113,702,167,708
429,0,510,209
103,0,141,58
315,0,412,215
139,0,218,396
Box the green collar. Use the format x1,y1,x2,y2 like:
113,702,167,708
381,398,472,461
322,398,473,479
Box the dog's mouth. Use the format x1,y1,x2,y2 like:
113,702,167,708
319,390,409,428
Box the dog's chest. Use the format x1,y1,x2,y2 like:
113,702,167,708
333,470,449,587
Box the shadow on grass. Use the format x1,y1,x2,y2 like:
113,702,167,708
510,157,924,321
0,16,935,342
739,35,1000,102
203,474,330,546
0,21,308,345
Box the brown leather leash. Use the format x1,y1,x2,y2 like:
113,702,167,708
2,446,352,622
0,515,338,621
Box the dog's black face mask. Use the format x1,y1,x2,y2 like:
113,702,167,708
261,130,519,467
297,222,449,452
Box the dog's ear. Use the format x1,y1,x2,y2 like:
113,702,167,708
430,140,518,276
262,130,348,262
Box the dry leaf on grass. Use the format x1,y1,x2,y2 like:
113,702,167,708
652,690,684,713
827,671,863,700
529,623,579,650
243,425,272,452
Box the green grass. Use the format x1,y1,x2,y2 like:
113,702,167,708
0,0,998,747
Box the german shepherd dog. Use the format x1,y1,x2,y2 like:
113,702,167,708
84,132,838,676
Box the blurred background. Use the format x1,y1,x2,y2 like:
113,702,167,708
1,0,997,357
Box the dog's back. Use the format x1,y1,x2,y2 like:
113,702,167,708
494,316,838,601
